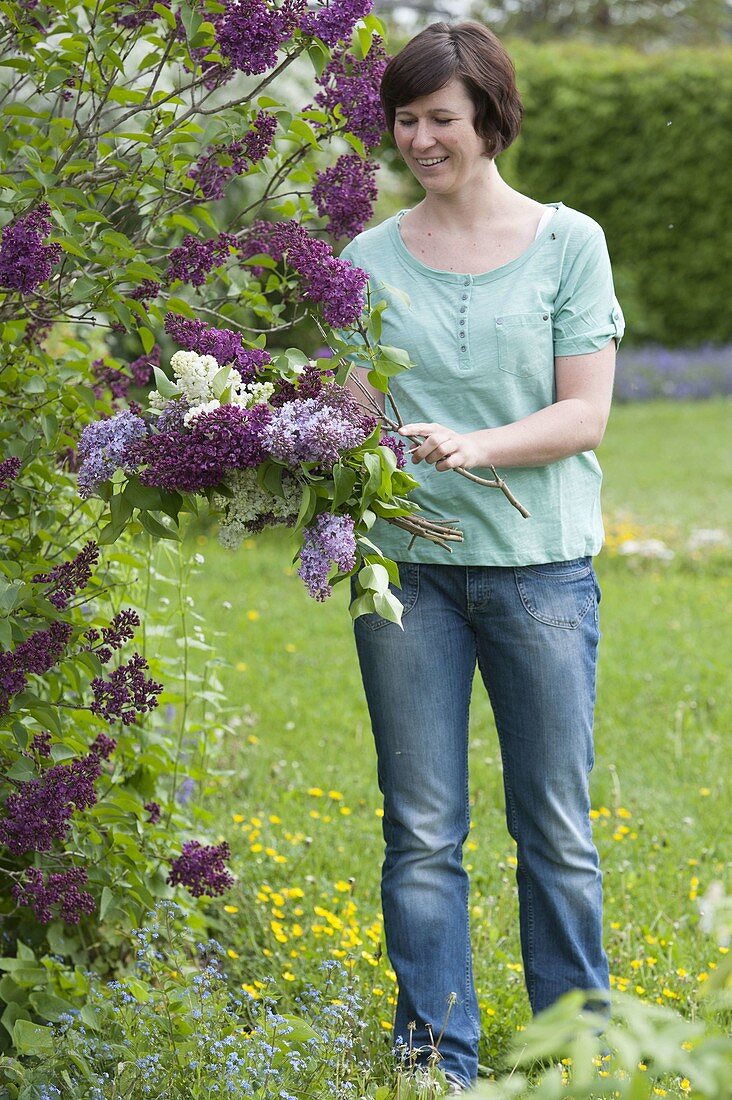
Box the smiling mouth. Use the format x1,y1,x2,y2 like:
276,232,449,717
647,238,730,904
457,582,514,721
416,156,448,166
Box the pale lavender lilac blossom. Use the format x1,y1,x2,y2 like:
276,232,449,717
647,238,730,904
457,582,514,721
77,410,147,498
298,513,357,601
0,202,62,294
264,389,371,467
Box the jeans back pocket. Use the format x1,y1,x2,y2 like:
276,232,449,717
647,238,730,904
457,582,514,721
513,558,596,628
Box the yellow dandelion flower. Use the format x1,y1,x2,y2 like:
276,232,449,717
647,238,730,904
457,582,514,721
332,948,347,958
676,967,687,977
373,987,384,996
652,1089,667,1097
244,539,255,550
274,854,287,864
269,814,282,825
282,971,295,981
224,904,239,914
227,949,239,959
247,610,260,621
251,816,262,828
646,956,657,966
271,892,285,907
635,985,645,995
232,814,245,824
610,921,620,930
285,643,297,653
380,1020,392,1030
309,810,321,819
680,1080,690,1092
286,887,305,899
291,923,304,937
375,807,384,818
242,983,261,999
236,662,248,672
328,790,343,800
697,972,708,982
247,734,259,745
250,843,263,853
339,806,352,815
699,787,710,796
630,960,642,970
308,787,323,797
334,880,351,892
589,809,600,820
720,946,729,955
681,1042,693,1052
617,807,632,819
262,948,272,957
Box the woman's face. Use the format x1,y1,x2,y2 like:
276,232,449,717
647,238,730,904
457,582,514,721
393,77,491,195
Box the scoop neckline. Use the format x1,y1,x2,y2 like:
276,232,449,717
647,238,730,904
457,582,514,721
391,202,564,284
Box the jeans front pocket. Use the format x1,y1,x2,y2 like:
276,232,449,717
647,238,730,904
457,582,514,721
355,562,420,632
496,312,553,377
513,558,596,628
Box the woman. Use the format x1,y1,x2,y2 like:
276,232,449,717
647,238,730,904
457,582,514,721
340,21,624,1094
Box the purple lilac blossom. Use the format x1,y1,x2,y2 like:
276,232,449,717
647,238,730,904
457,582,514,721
0,456,21,490
300,0,372,47
90,732,117,760
298,513,357,601
380,433,406,469
264,389,370,467
32,541,99,609
166,232,237,288
157,396,190,432
137,403,271,492
168,840,234,897
90,653,163,725
189,113,277,200
12,867,95,924
0,653,26,715
215,0,290,75
269,362,332,407
314,41,387,150
0,202,62,294
92,348,160,401
130,279,161,303
77,410,147,498
312,154,379,239
31,731,52,757
144,801,162,824
0,753,102,855
13,620,72,675
164,314,270,382
269,221,368,326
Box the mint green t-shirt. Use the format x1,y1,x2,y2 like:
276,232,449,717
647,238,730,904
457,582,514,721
339,201,625,567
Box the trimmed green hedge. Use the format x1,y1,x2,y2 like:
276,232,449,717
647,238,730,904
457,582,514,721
503,44,732,347
381,41,732,348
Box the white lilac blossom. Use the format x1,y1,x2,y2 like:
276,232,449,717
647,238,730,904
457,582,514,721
214,467,301,547
169,350,221,405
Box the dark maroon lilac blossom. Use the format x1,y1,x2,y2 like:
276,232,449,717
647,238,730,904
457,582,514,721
168,839,234,897
90,732,117,760
314,41,387,150
77,410,147,498
164,314,270,382
0,753,102,855
144,801,162,824
300,0,372,47
167,232,237,288
380,433,407,469
0,202,62,294
32,541,99,610
298,513,357,601
129,280,161,303
13,866,95,924
90,653,163,725
31,731,52,757
269,362,332,407
0,456,21,490
137,403,271,492
13,620,72,676
0,654,26,716
312,154,379,239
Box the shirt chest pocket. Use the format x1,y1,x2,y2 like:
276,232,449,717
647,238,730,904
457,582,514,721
495,312,553,377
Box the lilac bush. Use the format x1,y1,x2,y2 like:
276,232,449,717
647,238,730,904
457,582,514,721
614,343,732,401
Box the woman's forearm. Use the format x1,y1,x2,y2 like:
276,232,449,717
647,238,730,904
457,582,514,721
468,398,608,468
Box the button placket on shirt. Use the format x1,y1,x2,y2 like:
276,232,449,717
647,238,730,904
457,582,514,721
457,276,472,367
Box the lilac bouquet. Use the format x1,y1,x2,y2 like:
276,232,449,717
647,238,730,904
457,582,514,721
77,314,438,623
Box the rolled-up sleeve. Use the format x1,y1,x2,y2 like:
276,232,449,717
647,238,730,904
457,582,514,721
553,228,625,355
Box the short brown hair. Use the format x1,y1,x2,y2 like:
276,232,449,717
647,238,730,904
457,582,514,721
380,22,524,157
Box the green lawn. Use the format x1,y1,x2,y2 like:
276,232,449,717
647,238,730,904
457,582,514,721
170,399,730,1090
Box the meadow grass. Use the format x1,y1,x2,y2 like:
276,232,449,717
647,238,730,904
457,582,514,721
167,399,730,1091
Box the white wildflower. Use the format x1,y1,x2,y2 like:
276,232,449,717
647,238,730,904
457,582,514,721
618,538,675,561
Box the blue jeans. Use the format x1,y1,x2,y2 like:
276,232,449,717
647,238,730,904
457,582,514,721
353,560,609,1088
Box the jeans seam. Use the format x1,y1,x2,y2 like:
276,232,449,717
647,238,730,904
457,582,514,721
478,656,536,1009
462,637,480,1034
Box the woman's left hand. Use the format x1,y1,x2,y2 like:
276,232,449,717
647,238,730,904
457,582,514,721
398,422,485,471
